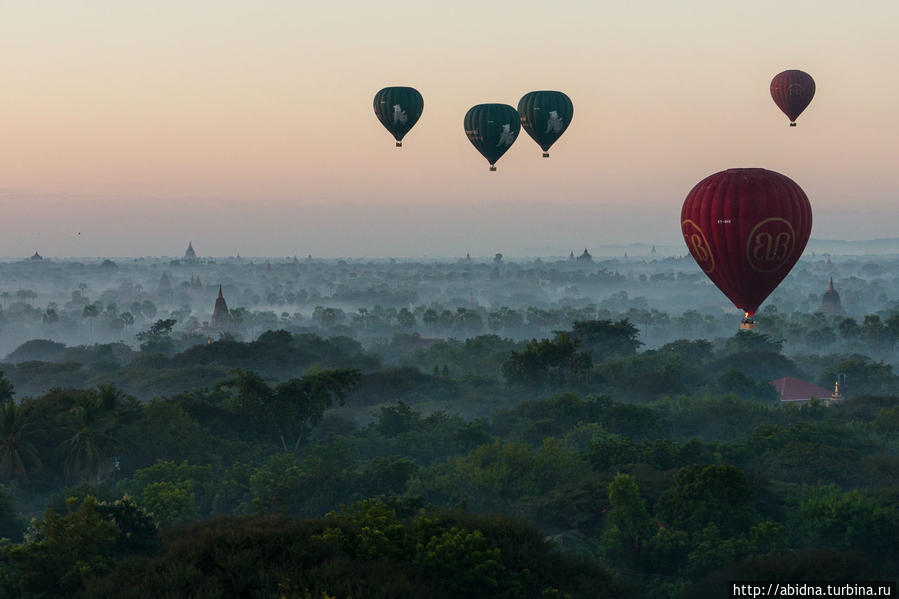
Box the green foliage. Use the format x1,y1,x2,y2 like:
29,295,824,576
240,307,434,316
413,527,511,597
138,481,198,526
80,506,623,599
135,318,178,353
409,335,519,378
717,367,779,402
655,465,756,538
0,484,26,541
358,456,419,498
0,371,14,404
58,390,120,483
822,357,899,397
792,485,899,560
2,496,156,598
223,368,360,451
117,397,223,472
587,434,720,472
501,333,592,391
118,460,214,525
359,404,490,465
408,438,590,514
569,319,642,363
598,474,655,568
493,393,665,443
722,330,785,355
0,402,42,480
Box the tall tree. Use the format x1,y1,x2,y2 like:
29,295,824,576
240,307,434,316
59,392,119,483
225,368,361,451
501,332,591,391
0,371,14,404
0,402,42,480
82,304,100,340
569,319,642,363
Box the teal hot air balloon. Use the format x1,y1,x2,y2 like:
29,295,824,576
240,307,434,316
463,104,520,171
373,87,423,147
518,91,573,157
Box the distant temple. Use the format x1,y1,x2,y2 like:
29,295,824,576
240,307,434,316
771,377,842,405
576,248,593,263
568,251,575,261
184,242,197,261
157,272,172,295
820,277,843,315
210,285,230,328
30,252,43,261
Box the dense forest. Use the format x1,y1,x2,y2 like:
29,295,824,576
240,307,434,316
0,253,897,597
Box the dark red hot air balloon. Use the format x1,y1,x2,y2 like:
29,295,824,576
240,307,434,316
681,168,812,328
770,70,815,126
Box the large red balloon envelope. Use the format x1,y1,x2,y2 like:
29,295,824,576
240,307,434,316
770,70,815,126
681,168,812,327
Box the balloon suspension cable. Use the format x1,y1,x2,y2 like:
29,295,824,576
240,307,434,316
542,152,550,158
789,122,796,127
396,141,403,147
489,165,497,172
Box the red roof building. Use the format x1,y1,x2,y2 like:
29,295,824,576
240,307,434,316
770,377,835,404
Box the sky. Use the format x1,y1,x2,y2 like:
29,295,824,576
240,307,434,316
1,0,897,257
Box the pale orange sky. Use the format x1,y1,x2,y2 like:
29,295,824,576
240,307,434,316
1,1,897,256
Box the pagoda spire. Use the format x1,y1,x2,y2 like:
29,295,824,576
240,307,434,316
211,284,230,328
827,277,835,293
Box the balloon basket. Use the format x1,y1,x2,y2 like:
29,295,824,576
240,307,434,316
396,141,403,147
489,166,496,172
789,122,796,127
542,152,549,158
740,317,756,330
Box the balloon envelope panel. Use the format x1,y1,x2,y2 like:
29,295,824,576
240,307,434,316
518,91,574,153
374,87,424,142
770,70,815,124
464,104,521,166
681,168,812,316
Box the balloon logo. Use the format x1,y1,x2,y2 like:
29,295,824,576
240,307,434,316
746,218,796,273
770,70,815,126
374,87,424,147
681,168,812,326
681,220,715,273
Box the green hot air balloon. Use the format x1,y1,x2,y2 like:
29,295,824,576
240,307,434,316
518,91,573,157
373,87,423,147
463,104,520,171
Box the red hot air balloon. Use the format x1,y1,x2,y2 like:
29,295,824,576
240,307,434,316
770,70,815,126
681,168,812,329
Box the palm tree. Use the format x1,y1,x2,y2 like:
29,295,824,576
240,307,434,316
0,403,42,480
59,393,118,483
82,304,99,341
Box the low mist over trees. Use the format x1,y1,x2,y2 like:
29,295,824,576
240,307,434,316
0,253,898,596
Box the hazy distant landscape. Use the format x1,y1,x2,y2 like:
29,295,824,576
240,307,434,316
1,247,898,597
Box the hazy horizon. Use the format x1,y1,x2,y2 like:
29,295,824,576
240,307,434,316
3,196,899,259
